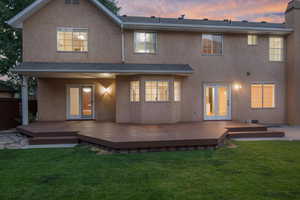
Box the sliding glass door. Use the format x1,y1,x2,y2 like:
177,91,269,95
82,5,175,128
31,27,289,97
204,83,231,120
67,85,94,120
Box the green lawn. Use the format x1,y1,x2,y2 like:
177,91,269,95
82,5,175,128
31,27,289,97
1,141,300,200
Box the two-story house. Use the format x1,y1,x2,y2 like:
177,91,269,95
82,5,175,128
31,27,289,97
6,0,300,126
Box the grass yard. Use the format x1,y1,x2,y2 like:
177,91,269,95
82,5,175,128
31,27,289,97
1,141,300,200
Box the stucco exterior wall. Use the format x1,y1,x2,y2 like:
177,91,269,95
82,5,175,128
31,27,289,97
37,78,116,121
23,0,122,63
286,7,300,125
116,76,182,124
123,31,286,124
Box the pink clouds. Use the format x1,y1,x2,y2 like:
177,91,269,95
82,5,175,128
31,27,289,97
117,0,290,22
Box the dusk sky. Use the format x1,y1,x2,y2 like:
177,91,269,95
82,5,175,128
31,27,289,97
117,0,290,23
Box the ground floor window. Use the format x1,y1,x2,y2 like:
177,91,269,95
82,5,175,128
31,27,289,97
145,81,169,102
251,83,275,108
130,81,140,102
174,81,181,102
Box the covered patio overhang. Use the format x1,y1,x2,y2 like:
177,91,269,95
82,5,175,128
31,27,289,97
14,62,194,78
15,62,194,125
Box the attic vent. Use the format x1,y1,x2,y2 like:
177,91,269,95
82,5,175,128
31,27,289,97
65,0,80,4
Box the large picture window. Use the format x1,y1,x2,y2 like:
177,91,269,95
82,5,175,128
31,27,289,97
145,81,169,102
269,37,284,61
57,28,88,52
251,83,275,108
130,81,140,102
134,32,156,53
202,34,223,55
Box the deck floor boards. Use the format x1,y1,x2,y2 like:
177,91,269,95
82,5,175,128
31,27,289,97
17,121,270,149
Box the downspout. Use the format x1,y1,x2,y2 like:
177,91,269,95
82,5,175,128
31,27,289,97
121,24,125,63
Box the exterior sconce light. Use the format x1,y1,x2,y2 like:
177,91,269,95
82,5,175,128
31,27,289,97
233,83,242,91
101,86,111,95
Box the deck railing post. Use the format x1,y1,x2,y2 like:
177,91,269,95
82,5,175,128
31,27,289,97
21,76,29,125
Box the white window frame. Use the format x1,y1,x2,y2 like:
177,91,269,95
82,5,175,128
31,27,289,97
248,34,258,45
251,82,276,109
57,27,88,52
145,80,169,102
130,81,140,102
174,80,181,102
269,36,284,62
201,34,223,56
134,32,157,54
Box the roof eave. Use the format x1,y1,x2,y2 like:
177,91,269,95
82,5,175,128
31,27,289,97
14,68,193,74
6,0,51,28
6,0,122,29
123,22,293,35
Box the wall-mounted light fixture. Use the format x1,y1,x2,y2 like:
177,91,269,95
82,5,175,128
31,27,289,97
100,86,111,95
233,83,242,91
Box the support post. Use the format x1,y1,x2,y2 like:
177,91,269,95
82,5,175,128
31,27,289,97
21,76,29,125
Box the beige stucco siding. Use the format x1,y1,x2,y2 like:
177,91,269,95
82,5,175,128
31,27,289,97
38,78,116,121
23,0,122,63
286,9,300,125
116,76,181,124
122,31,286,123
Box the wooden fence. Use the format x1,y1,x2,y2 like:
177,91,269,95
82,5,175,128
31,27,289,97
0,98,37,130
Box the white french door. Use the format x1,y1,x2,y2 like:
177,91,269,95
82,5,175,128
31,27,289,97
203,83,231,120
67,85,95,120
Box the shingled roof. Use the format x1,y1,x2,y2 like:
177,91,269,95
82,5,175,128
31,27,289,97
7,0,293,34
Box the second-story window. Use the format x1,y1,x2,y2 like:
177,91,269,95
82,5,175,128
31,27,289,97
269,37,284,62
202,34,223,56
248,34,258,45
57,28,88,52
134,32,156,53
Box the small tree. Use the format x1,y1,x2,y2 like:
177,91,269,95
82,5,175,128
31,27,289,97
0,0,120,92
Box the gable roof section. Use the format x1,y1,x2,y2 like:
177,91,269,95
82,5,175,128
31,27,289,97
7,0,293,34
6,0,122,28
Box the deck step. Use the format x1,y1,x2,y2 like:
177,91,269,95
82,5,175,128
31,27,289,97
17,127,78,137
225,126,268,133
227,131,285,139
29,136,79,145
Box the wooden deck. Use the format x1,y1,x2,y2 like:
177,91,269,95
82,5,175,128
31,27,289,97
17,121,285,150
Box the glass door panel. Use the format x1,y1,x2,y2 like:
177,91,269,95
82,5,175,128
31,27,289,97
218,87,228,116
205,87,216,116
67,86,94,120
82,87,93,118
69,87,80,119
204,84,231,120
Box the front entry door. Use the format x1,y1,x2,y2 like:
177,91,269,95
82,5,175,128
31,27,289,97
67,85,94,120
204,83,231,120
